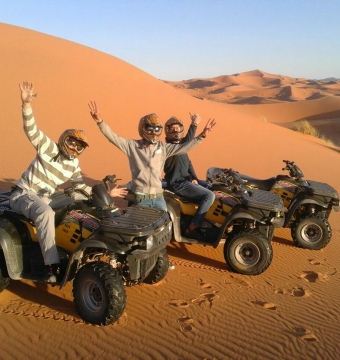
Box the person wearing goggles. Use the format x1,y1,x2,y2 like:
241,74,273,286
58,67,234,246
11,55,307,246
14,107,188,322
65,137,86,153
164,114,216,239
88,101,216,212
10,82,127,284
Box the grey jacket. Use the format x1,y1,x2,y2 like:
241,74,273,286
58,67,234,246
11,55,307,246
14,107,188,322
98,121,204,194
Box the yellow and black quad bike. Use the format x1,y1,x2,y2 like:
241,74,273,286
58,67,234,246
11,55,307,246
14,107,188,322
0,175,172,326
163,169,285,275
235,160,339,250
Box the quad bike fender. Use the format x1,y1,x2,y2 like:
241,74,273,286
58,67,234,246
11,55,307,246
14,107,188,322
0,217,25,280
59,236,126,288
166,199,223,247
225,209,267,227
284,195,329,227
165,197,184,242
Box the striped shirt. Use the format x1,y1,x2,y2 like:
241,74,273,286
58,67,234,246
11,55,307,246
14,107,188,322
16,107,90,197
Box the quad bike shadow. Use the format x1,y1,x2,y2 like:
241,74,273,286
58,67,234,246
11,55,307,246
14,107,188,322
166,241,228,271
4,280,79,319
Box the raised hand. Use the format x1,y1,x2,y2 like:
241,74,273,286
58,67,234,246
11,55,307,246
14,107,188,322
88,101,103,123
202,118,217,137
189,112,201,125
19,81,38,104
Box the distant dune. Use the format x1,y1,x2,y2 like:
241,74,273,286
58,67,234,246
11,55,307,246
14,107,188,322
163,69,340,104
1,22,340,360
164,70,340,145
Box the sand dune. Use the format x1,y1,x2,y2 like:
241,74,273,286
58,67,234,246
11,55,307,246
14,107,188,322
1,23,340,360
164,69,340,104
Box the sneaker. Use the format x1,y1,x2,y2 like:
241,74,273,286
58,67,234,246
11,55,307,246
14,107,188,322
43,264,60,284
169,262,175,270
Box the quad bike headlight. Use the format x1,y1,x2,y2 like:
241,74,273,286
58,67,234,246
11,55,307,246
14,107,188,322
146,235,154,250
271,211,285,228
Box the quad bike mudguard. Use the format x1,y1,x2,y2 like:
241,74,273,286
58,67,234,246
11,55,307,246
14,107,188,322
284,193,330,227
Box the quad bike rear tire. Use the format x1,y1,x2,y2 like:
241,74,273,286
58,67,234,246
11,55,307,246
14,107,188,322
73,262,126,326
143,248,169,284
224,229,273,275
291,214,331,250
0,251,10,292
0,271,10,293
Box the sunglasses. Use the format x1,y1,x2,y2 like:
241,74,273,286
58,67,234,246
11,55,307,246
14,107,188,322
65,137,85,153
144,125,162,133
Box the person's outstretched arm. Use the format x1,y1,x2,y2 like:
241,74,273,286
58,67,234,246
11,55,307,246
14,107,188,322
166,118,217,157
182,113,201,142
19,81,58,153
88,101,130,154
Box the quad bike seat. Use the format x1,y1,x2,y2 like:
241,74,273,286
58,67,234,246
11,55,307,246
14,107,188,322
0,190,74,227
239,174,277,191
163,189,201,205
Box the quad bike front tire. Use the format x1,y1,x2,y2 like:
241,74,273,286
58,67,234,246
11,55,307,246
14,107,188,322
291,214,331,250
224,229,273,275
73,262,126,326
143,248,169,284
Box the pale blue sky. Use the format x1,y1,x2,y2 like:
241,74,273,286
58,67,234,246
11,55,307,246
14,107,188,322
1,0,339,80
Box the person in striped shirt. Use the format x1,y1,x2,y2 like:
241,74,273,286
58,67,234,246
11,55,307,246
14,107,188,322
9,82,126,283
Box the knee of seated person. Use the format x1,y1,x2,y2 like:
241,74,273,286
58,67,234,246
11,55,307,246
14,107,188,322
36,205,55,221
207,189,215,198
208,191,215,202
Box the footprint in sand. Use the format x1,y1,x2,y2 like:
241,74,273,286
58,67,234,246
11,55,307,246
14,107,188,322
289,286,312,298
223,274,253,288
250,300,277,310
191,291,219,308
300,271,330,283
198,279,212,289
168,299,190,308
270,285,312,298
178,316,194,332
308,258,323,266
288,326,318,342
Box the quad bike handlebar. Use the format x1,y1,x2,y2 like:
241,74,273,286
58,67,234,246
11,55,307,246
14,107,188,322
102,175,121,192
207,167,248,193
64,175,121,199
282,160,304,180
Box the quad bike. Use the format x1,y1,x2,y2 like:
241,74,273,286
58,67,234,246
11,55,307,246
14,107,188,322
0,175,172,326
163,169,285,275
232,160,339,250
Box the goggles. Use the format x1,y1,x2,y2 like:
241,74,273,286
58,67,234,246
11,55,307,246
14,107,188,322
144,124,162,133
167,124,183,133
65,137,85,154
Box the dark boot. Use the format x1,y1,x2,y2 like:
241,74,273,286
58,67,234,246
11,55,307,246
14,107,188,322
185,227,207,241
